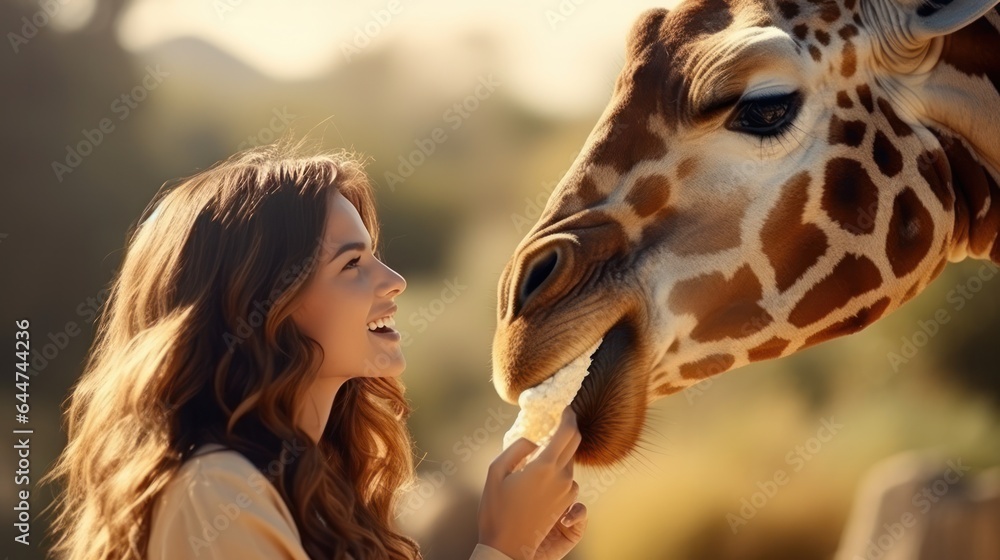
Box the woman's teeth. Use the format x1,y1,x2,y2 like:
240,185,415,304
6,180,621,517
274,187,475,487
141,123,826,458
367,316,396,331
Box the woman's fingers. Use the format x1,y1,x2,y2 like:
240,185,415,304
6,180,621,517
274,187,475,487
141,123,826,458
556,430,582,467
560,452,575,480
560,502,587,528
488,438,538,479
536,407,580,466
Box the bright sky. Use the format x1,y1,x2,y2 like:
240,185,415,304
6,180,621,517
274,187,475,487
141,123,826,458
115,0,681,118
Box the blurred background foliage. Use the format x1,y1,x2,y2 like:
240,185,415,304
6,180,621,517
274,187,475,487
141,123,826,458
1,0,998,559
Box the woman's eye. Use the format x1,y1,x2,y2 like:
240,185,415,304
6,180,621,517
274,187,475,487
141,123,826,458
343,256,361,271
726,92,801,136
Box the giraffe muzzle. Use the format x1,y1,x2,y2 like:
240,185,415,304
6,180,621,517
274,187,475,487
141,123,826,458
569,316,651,466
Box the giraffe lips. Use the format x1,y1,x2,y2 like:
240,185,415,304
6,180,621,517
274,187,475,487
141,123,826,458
569,317,648,466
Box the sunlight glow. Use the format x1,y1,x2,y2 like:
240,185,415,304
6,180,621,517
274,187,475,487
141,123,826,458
116,0,680,118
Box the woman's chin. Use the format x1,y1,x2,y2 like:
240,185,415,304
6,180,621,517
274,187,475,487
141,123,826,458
360,352,406,378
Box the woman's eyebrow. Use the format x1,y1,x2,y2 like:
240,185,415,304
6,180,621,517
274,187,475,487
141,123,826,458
326,241,367,263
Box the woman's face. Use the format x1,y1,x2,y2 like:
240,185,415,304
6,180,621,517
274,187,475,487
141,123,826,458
291,190,407,379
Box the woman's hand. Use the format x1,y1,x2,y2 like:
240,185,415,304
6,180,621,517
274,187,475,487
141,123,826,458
477,408,587,560
532,501,588,560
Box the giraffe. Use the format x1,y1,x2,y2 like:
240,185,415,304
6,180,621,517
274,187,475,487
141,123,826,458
491,0,1000,466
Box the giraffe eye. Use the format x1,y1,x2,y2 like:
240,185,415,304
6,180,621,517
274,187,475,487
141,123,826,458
727,91,802,137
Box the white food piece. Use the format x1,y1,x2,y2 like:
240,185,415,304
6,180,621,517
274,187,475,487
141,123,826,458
502,338,603,459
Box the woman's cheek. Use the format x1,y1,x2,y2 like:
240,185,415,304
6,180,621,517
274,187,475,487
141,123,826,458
334,282,372,337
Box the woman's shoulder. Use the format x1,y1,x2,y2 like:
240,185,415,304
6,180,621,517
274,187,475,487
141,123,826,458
149,443,309,559
155,442,288,516
163,443,281,505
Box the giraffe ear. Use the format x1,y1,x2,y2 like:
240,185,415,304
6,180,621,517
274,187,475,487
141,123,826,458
895,0,999,39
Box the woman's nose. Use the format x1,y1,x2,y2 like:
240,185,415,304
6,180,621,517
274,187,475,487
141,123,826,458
381,263,406,297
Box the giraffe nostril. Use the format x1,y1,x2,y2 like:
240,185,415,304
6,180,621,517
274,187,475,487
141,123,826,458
518,249,559,311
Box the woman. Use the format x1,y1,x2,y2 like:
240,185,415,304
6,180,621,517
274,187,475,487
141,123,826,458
42,140,588,560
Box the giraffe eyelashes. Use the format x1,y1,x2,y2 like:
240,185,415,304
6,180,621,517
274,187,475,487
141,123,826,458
725,91,803,138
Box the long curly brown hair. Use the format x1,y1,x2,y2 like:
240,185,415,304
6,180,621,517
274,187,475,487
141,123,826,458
41,138,423,560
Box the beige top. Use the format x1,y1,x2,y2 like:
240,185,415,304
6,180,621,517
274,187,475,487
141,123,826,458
148,443,512,560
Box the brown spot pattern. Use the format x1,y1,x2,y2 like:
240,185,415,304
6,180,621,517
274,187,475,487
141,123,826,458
931,131,972,249
777,0,800,19
802,296,891,347
809,45,822,61
916,148,954,210
679,353,735,380
930,254,949,279
650,198,746,256
828,114,867,147
789,253,883,327
818,0,841,22
836,91,853,109
886,187,935,278
841,41,857,77
591,124,667,173
761,172,829,292
627,7,674,56
667,338,680,353
793,24,809,40
939,15,1000,95
654,383,684,396
578,175,604,207
975,173,1000,259
589,42,669,173
936,134,1000,257
747,336,791,361
872,131,903,177
856,84,874,112
668,264,773,342
677,157,699,180
815,29,830,45
877,98,914,137
626,174,672,218
838,24,858,39
822,158,879,234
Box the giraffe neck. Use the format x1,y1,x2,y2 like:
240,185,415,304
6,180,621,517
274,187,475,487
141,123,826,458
918,8,1000,263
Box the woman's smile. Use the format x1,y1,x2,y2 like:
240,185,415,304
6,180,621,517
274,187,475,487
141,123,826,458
367,318,401,341
367,306,401,341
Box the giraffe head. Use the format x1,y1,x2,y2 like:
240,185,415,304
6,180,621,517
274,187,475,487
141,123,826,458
493,0,1000,465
